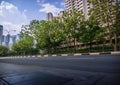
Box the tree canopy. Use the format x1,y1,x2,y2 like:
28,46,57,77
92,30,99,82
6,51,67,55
0,46,9,56
12,35,34,54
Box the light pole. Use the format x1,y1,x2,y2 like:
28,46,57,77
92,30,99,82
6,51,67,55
3,30,16,47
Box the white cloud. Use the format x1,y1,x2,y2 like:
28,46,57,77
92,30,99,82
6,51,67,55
36,0,45,3
39,3,63,16
0,1,29,35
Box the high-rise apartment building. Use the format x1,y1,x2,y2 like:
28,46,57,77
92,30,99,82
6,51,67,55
65,0,92,19
46,12,53,21
58,11,65,17
0,25,3,45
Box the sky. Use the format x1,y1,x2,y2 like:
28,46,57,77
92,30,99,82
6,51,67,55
0,0,65,35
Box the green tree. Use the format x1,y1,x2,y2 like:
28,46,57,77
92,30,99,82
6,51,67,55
34,20,53,52
12,36,34,55
21,18,66,53
78,16,104,51
62,10,84,51
47,19,65,52
35,20,65,53
113,0,120,51
0,46,9,56
89,0,120,51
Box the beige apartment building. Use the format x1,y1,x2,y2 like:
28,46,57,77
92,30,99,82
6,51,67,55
65,0,92,19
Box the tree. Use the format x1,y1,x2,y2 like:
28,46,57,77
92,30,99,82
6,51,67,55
47,19,65,52
21,18,67,53
12,36,34,55
62,10,84,51
0,46,9,56
78,16,104,51
21,20,40,39
89,0,120,51
113,0,120,51
35,20,65,53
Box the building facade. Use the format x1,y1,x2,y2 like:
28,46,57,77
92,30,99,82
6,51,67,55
0,25,3,45
0,25,22,49
46,12,53,21
5,34,10,47
65,0,92,19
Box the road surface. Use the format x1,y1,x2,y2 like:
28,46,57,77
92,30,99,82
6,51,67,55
0,54,120,85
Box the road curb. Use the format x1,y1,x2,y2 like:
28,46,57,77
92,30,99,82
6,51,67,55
35,51,120,57
90,53,100,55
99,52,111,55
111,51,120,55
0,51,120,59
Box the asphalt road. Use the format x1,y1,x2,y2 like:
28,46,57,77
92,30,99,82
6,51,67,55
0,54,120,85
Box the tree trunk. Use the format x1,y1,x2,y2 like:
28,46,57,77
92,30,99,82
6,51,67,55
89,41,92,52
114,0,119,51
74,37,76,53
114,33,118,51
89,32,92,52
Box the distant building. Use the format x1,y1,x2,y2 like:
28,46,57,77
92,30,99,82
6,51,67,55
0,25,3,36
12,35,17,43
0,25,22,48
53,16,59,20
5,34,10,47
17,34,21,40
9,36,13,49
0,25,3,45
57,11,65,22
14,34,21,43
58,11,65,17
46,12,53,21
2,34,21,49
1,35,5,46
1,35,5,42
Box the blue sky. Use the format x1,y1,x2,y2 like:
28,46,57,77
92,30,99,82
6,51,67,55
0,0,65,35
